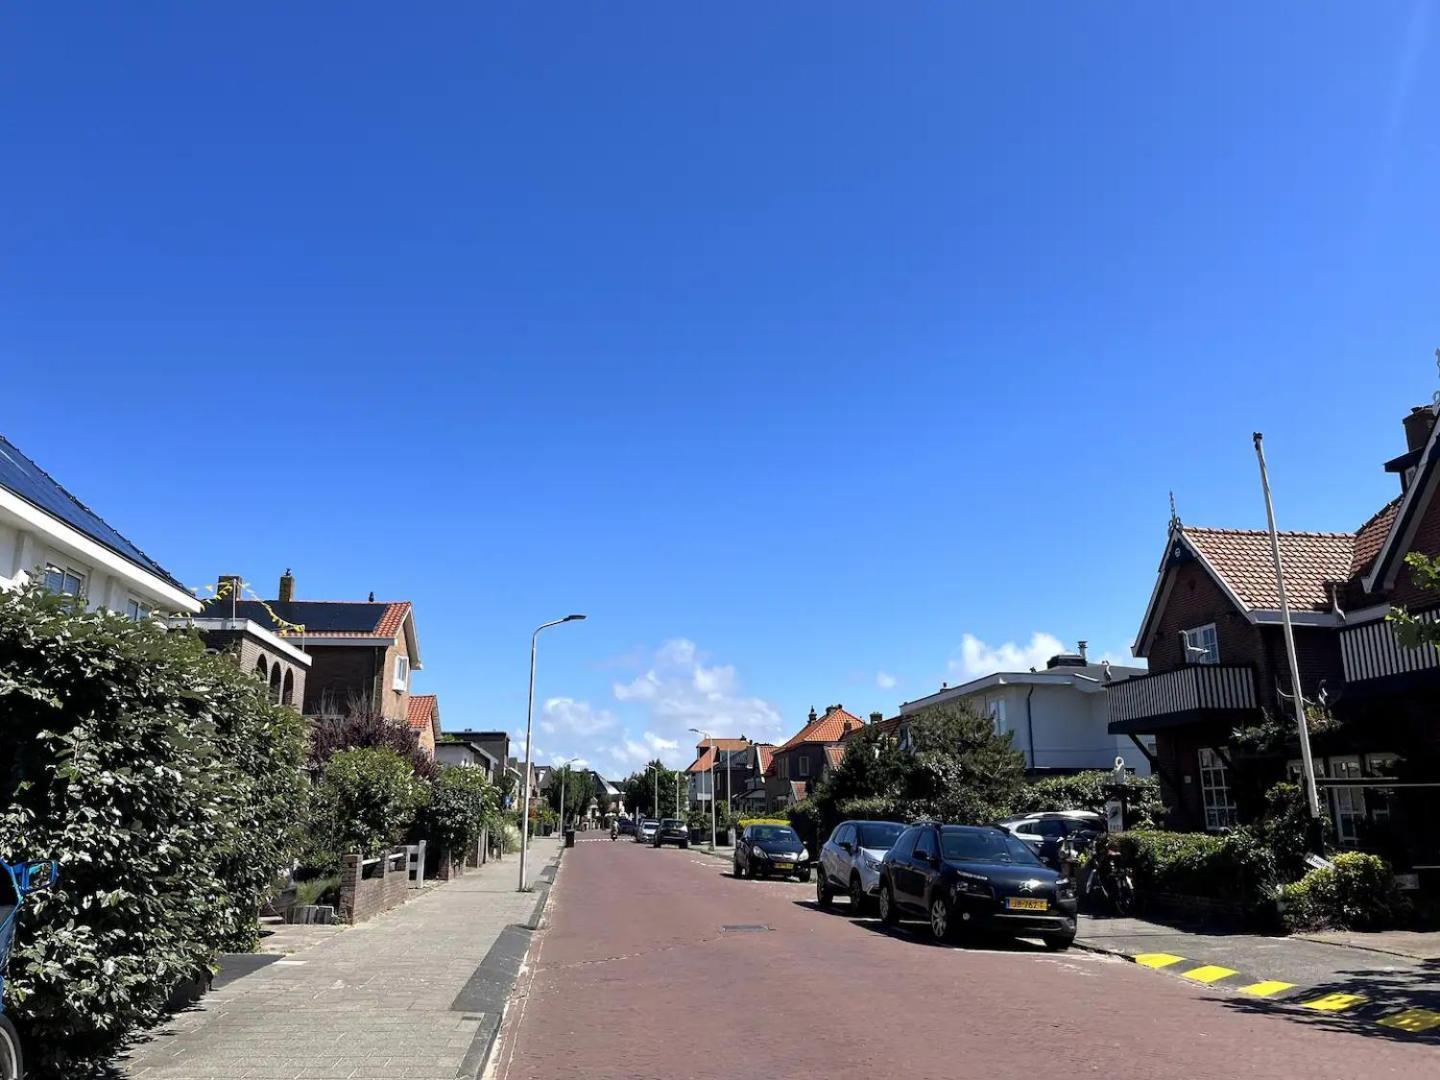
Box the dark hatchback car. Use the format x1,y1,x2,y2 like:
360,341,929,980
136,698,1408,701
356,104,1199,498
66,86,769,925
733,823,811,882
877,823,1076,950
652,818,690,848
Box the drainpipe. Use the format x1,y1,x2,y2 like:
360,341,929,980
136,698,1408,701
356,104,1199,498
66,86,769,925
1025,687,1037,771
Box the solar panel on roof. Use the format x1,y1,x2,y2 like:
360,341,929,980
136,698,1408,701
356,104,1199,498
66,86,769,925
212,599,390,634
0,436,185,588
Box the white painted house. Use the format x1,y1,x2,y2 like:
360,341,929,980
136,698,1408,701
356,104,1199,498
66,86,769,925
0,435,200,616
898,647,1153,775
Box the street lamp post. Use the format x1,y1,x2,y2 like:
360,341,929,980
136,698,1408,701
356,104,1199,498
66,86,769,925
689,728,716,852
519,615,586,893
645,762,660,819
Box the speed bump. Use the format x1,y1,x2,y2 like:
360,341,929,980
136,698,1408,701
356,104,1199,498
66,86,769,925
1134,952,1186,969
1377,1008,1440,1033
1181,964,1238,984
1239,980,1296,998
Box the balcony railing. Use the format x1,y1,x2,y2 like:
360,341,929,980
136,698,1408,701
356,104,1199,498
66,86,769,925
1340,614,1440,684
1107,664,1257,729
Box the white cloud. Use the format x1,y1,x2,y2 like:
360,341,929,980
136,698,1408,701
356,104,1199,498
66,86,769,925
542,696,618,737
947,632,1066,681
876,671,897,689
548,754,589,770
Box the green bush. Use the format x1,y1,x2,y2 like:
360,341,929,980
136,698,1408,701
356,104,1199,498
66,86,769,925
0,584,308,1077
1012,770,1165,829
1280,852,1410,932
1254,782,1324,882
1112,828,1276,911
424,766,498,861
310,748,428,865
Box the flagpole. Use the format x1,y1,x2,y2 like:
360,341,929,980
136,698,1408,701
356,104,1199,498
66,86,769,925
1253,432,1322,819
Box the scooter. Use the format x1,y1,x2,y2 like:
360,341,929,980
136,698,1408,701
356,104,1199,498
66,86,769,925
1,859,58,1080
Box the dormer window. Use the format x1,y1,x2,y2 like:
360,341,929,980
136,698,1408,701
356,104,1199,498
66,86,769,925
393,655,410,691
1183,624,1219,665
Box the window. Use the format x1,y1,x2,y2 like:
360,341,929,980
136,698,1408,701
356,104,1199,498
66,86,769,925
1198,748,1236,830
393,655,409,691
124,598,152,622
1183,624,1219,665
891,827,919,860
988,698,1008,735
43,563,86,597
1328,756,1366,848
798,756,810,777
778,756,789,779
913,829,938,862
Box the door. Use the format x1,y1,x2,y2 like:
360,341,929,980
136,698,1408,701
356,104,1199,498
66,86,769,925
826,824,853,885
908,827,941,911
886,827,919,906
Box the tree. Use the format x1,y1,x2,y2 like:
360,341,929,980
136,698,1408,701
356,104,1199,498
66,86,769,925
621,760,688,818
308,708,439,780
546,765,596,824
424,766,499,862
901,701,1027,822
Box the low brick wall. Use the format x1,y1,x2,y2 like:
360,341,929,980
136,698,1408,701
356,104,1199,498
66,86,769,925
339,850,409,924
436,835,488,880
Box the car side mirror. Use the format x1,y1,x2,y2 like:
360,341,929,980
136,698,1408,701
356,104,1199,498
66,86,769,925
18,861,58,897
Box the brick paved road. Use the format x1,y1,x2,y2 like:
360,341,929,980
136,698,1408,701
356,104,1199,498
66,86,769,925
493,841,1438,1080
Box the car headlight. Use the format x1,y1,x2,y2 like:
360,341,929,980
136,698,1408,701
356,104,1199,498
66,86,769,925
862,852,882,871
800,848,810,861
752,845,766,858
951,876,991,898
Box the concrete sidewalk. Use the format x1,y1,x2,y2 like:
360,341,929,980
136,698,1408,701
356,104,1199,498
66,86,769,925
1076,914,1440,1035
114,838,563,1080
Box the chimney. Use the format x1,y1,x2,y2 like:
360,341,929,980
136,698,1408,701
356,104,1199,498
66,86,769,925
278,569,295,603
869,711,883,725
808,707,817,723
1403,405,1437,453
368,590,375,603
217,573,241,599
1078,640,1088,662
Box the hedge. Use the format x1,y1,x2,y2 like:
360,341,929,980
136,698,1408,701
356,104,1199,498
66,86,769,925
0,584,308,1077
1280,852,1410,932
308,748,429,867
1110,828,1276,913
424,766,499,863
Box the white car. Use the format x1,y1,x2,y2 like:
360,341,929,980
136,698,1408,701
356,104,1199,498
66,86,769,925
815,820,905,911
635,819,659,844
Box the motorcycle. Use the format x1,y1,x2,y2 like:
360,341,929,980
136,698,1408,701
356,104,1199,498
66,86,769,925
1,858,58,1080
610,824,618,841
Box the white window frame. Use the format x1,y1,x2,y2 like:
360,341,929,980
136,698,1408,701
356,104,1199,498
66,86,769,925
43,563,87,598
1183,623,1220,665
1197,747,1236,831
393,655,410,691
125,597,153,622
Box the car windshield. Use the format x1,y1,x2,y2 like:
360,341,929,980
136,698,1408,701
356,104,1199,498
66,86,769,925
661,819,683,828
940,828,1045,866
643,820,658,828
855,823,904,850
750,826,798,843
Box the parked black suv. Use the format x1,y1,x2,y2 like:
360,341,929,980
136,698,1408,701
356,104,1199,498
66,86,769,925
877,823,1076,950
652,818,690,848
733,823,810,882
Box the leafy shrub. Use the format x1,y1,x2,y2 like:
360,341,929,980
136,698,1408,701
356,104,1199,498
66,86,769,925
1112,828,1276,911
834,795,915,825
1012,770,1165,829
310,748,429,865
1254,782,1324,882
0,584,307,1077
309,709,439,780
293,875,341,908
424,766,498,860
1280,852,1410,932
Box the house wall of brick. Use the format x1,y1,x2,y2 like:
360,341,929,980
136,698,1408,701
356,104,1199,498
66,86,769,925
338,851,410,924
200,628,308,711
303,645,389,717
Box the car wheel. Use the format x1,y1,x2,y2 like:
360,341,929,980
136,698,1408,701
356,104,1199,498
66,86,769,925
1043,931,1075,952
680,841,689,849
816,870,833,908
0,1014,22,1080
930,897,956,942
746,859,757,880
878,881,898,926
798,869,811,883
733,858,742,877
849,874,868,913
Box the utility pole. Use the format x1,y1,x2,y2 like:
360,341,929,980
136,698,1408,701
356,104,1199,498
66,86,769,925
1254,433,1322,820
689,728,717,850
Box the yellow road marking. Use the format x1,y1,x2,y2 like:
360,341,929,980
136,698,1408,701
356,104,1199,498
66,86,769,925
1181,965,1238,984
1377,1008,1440,1033
1300,993,1368,1012
1134,952,1186,969
1239,980,1296,998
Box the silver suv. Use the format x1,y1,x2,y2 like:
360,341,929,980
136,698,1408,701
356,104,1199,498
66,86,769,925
815,820,905,911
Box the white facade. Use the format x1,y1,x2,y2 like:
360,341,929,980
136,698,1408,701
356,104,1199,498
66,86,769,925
899,669,1154,775
0,485,200,615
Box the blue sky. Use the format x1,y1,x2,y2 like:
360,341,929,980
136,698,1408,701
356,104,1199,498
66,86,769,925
4,3,1438,776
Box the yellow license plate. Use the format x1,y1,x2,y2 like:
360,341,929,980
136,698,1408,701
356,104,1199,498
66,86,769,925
774,862,793,871
1006,897,1048,911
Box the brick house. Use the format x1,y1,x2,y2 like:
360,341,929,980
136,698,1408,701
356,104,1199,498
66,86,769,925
685,738,754,810
765,705,866,805
1109,403,1440,873
732,743,777,811
210,570,426,743
187,609,312,712
407,694,441,758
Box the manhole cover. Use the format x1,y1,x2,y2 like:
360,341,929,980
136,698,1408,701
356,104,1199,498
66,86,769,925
721,924,770,933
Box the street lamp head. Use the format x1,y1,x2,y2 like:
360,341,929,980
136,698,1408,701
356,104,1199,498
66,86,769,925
564,614,587,622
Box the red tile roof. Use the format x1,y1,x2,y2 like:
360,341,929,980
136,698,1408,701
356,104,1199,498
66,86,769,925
776,707,866,752
789,780,808,802
1350,498,1402,579
407,694,437,733
685,747,716,773
696,737,751,752
824,745,845,769
212,599,413,640
1183,526,1354,611
755,745,774,774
